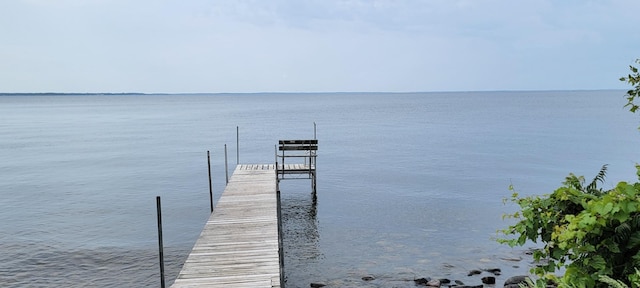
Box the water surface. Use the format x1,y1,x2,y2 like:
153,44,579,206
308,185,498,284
1,91,638,287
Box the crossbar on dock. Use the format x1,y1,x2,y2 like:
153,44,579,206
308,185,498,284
277,139,317,193
171,165,281,288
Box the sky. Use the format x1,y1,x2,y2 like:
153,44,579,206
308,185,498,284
1,0,639,93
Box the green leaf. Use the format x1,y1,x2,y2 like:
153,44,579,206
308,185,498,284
603,239,621,253
591,255,607,270
579,214,597,227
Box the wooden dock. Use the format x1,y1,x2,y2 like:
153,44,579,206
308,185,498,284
171,164,282,288
170,139,317,287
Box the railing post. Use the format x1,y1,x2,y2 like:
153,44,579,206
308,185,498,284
156,196,166,288
207,151,214,213
276,172,285,286
224,144,229,185
236,126,239,165
275,161,280,193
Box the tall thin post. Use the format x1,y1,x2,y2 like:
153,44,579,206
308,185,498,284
275,161,280,193
276,176,285,285
156,196,166,288
236,126,239,165
313,123,318,197
207,151,213,213
224,144,229,185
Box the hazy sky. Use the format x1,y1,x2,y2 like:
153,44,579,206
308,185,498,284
1,0,639,93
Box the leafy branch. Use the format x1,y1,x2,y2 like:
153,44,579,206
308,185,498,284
620,59,640,114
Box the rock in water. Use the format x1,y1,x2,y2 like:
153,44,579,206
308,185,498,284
426,279,440,287
310,283,326,288
482,276,496,284
414,278,431,286
467,269,482,276
362,275,375,281
504,275,530,287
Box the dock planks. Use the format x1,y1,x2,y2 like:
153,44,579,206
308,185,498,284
171,164,281,288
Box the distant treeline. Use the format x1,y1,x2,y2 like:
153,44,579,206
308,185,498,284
0,93,148,96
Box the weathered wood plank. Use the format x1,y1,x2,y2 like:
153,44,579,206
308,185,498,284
278,164,315,175
171,165,280,288
238,164,275,171
278,145,318,151
278,139,318,145
278,139,318,151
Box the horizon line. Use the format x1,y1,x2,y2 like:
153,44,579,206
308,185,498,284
0,88,625,95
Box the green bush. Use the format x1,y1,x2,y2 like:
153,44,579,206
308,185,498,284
500,165,640,287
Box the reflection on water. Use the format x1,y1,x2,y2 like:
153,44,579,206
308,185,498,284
280,182,322,287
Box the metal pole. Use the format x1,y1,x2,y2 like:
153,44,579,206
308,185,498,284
276,181,285,286
207,151,213,213
275,161,279,193
156,196,166,288
313,122,318,196
224,144,229,185
236,126,239,165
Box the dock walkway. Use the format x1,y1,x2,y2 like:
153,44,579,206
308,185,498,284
171,164,281,288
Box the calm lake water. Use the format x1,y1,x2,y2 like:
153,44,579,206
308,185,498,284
1,91,639,287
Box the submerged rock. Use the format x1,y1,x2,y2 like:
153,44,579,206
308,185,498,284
414,277,431,286
500,256,523,262
426,279,440,287
482,276,496,284
467,269,482,276
361,275,375,281
439,278,451,284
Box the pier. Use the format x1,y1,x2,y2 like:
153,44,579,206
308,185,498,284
172,164,281,287
171,139,317,288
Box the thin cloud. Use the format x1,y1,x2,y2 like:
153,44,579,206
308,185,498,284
0,0,638,92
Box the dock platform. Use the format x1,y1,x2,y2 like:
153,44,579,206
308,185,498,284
171,164,281,288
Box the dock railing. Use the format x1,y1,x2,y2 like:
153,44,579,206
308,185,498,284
276,139,318,193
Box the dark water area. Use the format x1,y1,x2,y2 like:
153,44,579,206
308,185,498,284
1,91,639,287
0,243,188,287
